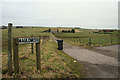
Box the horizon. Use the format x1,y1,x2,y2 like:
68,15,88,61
1,25,119,30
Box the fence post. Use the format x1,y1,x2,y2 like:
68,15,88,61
77,38,78,44
31,35,34,54
105,38,107,45
36,38,41,71
79,38,81,44
8,23,12,75
41,36,43,45
111,37,112,44
80,38,82,44
111,35,113,45
88,38,92,46
13,38,19,75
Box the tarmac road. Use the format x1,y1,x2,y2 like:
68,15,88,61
63,43,118,78
51,34,118,78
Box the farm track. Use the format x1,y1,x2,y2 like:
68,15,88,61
52,34,118,78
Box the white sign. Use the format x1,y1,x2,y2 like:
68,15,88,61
19,38,39,44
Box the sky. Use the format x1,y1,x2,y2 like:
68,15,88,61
0,0,119,29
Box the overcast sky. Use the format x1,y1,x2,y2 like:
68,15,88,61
1,0,119,29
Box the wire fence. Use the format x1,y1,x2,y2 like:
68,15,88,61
56,36,119,46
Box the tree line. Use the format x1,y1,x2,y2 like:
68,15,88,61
61,29,75,33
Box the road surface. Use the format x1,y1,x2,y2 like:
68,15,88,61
63,42,118,78
51,34,118,78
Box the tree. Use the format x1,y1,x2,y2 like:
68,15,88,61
71,29,75,33
48,28,51,32
68,30,70,33
62,30,65,32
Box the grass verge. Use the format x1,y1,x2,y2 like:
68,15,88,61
2,38,86,78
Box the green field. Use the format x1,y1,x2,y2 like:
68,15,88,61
2,27,86,78
2,27,49,51
54,29,120,47
2,27,119,78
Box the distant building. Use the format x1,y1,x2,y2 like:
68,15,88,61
102,30,114,32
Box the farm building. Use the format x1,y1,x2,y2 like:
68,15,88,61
102,30,114,32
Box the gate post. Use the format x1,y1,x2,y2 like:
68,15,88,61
13,38,19,75
8,23,12,75
36,38,41,71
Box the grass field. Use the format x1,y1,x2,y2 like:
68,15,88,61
2,27,119,78
2,27,49,51
54,29,120,47
2,27,86,78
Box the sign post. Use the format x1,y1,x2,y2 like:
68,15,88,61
8,23,12,75
13,37,41,74
31,35,34,54
36,39,41,71
13,38,19,74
